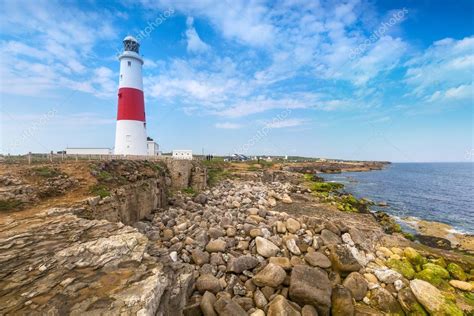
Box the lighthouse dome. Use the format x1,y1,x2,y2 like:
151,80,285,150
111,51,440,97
123,35,138,43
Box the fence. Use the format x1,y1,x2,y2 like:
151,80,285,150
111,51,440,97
0,152,191,165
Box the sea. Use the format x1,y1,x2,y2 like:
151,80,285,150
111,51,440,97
321,163,474,235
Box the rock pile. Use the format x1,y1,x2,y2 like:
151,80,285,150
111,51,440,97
135,178,473,315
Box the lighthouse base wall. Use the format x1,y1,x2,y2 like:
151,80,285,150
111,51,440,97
114,120,148,155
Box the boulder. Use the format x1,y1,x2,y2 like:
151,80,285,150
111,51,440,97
267,295,301,316
449,280,473,291
410,279,463,315
329,245,362,273
447,262,467,281
342,272,368,301
373,268,402,284
289,265,332,315
305,252,331,268
331,285,354,316
386,258,415,279
397,287,427,315
255,237,279,258
227,255,259,274
200,291,217,316
369,287,404,315
301,305,318,316
286,218,301,233
252,263,287,288
214,296,247,316
196,274,222,294
321,229,342,246
415,263,449,286
403,247,425,268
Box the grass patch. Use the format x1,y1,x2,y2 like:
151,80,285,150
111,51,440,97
33,166,60,178
0,199,23,211
310,181,344,192
90,184,111,198
97,170,113,182
182,187,197,196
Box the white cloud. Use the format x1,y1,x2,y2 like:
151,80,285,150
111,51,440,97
405,36,474,99
185,17,210,53
215,122,242,129
264,118,309,128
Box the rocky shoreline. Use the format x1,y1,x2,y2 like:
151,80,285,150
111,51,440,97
0,161,473,315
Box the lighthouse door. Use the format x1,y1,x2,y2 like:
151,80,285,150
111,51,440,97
126,135,131,148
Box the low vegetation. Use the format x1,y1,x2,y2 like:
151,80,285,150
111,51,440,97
32,166,61,178
0,199,23,212
89,184,111,198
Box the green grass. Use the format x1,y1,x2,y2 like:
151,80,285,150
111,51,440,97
0,199,23,211
97,170,113,182
182,187,197,196
90,184,111,198
310,181,344,192
33,166,60,178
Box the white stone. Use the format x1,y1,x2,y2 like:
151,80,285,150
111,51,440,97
374,268,402,284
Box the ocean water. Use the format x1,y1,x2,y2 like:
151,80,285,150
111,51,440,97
321,163,474,234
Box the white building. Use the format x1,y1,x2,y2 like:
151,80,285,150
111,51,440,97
147,140,159,156
65,147,112,155
172,150,193,160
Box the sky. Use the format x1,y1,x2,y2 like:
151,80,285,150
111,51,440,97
0,0,473,162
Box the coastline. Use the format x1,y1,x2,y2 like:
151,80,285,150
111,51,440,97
315,163,474,254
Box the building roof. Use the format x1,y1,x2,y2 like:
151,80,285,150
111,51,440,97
123,35,138,43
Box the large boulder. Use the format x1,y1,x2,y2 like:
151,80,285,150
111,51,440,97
252,263,287,287
255,237,279,258
397,287,427,315
305,252,331,268
410,279,463,315
286,218,301,233
267,295,301,316
369,287,404,315
386,258,415,279
415,263,450,286
329,245,362,273
200,291,217,316
227,255,259,273
331,285,354,316
214,296,247,316
342,272,368,301
289,265,332,315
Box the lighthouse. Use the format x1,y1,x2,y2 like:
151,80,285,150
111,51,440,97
114,36,147,155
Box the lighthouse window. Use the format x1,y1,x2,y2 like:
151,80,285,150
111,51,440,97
128,61,131,67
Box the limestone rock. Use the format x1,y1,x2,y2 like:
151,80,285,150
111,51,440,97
397,287,427,316
410,279,463,315
214,296,247,316
255,237,279,258
286,238,302,255
227,255,259,274
196,274,222,294
289,265,332,315
206,239,227,253
269,257,292,270
252,263,287,288
253,289,268,309
369,287,404,315
200,291,217,316
342,272,368,301
301,305,318,316
449,280,473,291
373,268,402,284
286,218,301,233
321,229,342,246
331,285,354,316
329,245,362,273
305,252,331,268
192,249,210,265
267,295,301,316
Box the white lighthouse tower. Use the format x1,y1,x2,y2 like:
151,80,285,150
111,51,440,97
114,36,148,156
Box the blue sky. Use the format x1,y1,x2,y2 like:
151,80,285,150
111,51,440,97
0,0,472,162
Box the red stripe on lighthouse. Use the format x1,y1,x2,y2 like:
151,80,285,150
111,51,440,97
117,87,145,121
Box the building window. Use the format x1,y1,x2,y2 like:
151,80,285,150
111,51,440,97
128,61,131,67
